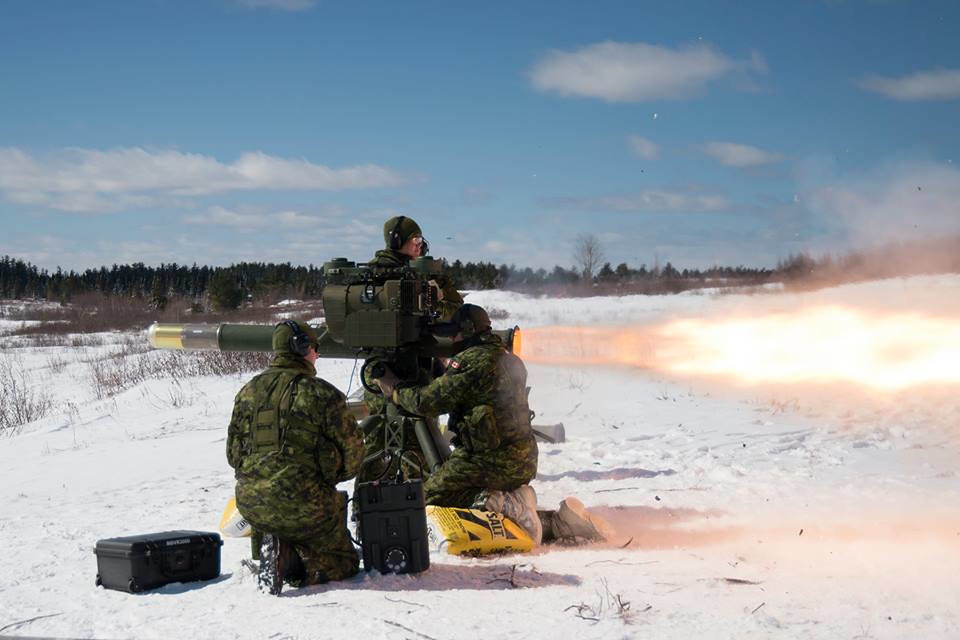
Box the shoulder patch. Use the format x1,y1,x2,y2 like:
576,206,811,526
448,359,462,370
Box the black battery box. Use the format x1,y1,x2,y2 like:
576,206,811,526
356,480,429,575
95,530,223,593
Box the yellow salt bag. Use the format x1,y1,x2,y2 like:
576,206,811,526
219,496,252,538
426,506,534,556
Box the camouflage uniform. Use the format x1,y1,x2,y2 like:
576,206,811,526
391,332,538,507
227,324,365,585
358,217,463,481
357,364,436,483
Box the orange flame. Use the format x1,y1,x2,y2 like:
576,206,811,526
522,305,960,390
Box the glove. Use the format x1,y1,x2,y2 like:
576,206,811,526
373,365,399,397
429,279,444,301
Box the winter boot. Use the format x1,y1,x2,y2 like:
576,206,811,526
475,485,543,545
552,497,611,543
257,534,286,596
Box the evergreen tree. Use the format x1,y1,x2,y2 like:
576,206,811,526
208,270,244,311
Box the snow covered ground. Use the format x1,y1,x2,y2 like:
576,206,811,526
1,276,958,639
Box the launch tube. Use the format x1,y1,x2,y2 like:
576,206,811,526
148,322,521,357
147,322,358,358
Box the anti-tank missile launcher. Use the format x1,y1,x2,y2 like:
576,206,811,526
148,256,519,357
147,256,523,474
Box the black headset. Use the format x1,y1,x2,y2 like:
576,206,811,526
388,215,407,250
279,320,312,357
455,305,479,337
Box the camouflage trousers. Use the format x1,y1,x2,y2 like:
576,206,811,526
236,483,359,584
424,437,538,508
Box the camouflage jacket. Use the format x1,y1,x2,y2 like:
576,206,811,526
392,334,535,454
363,249,465,415
227,353,364,497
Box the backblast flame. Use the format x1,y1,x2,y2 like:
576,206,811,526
522,305,960,391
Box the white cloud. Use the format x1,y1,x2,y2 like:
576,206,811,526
482,240,508,253
596,231,623,244
857,68,960,101
183,204,366,231
703,141,784,168
627,135,659,160
236,0,316,11
4,189,169,213
182,204,382,259
529,41,765,102
550,190,730,213
183,206,276,229
9,210,384,270
0,147,408,213
807,162,960,246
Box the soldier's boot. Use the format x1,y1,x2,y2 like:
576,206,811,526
475,485,543,545
283,545,307,588
257,534,286,596
551,497,611,543
250,529,262,561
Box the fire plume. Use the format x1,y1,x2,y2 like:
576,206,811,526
521,305,960,390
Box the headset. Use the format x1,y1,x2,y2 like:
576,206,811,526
279,320,312,357
387,216,407,251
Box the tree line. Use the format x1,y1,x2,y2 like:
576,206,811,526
0,258,327,310
2,233,958,310
0,255,777,309
445,259,774,291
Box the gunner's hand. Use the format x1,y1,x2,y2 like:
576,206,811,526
373,366,399,397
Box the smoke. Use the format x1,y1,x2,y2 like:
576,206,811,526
806,161,960,258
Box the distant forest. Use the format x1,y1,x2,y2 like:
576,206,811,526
1,234,958,311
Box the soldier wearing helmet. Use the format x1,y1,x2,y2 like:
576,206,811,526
358,215,465,483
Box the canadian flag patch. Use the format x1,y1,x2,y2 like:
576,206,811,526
449,359,461,370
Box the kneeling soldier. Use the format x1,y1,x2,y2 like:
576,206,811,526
374,304,609,545
227,320,365,595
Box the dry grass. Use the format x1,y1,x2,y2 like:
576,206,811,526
5,293,312,338
1,298,282,407
86,349,272,400
565,578,640,625
0,354,53,437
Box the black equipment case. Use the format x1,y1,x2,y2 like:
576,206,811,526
95,530,223,593
356,480,430,575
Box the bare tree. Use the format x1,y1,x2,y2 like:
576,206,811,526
573,234,605,281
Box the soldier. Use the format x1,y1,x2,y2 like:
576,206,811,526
371,215,463,319
358,215,464,482
374,304,609,545
227,319,365,595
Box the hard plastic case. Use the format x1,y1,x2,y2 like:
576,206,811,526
95,530,222,593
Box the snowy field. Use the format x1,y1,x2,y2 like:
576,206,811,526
1,276,958,639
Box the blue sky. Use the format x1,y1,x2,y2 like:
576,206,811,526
1,0,958,272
